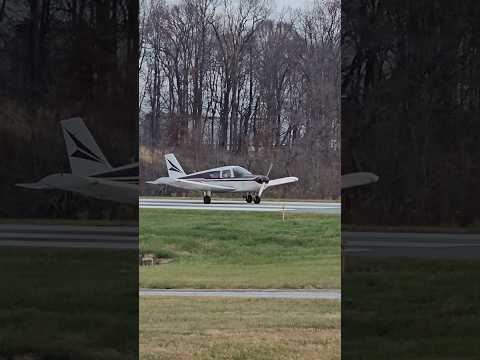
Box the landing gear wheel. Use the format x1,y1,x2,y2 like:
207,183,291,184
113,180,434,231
254,195,261,204
203,195,211,204
246,194,253,203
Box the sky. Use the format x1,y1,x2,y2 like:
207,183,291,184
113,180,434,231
274,0,310,9
162,0,312,11
272,0,312,17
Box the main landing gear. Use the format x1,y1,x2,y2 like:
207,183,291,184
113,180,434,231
245,194,261,204
203,191,212,204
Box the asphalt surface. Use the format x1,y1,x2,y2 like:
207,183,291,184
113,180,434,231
139,289,341,300
0,224,138,249
139,198,341,214
344,231,480,259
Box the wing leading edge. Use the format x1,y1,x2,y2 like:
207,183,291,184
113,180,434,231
266,177,299,188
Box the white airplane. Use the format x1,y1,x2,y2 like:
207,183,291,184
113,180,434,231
147,154,298,204
17,118,138,204
341,172,379,189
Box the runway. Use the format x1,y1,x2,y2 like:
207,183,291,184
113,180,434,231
0,224,138,249
139,288,341,300
344,231,480,259
139,198,341,214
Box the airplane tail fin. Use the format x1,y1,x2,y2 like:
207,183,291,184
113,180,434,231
165,153,186,179
61,117,113,176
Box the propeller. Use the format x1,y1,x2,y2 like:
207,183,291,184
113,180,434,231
258,163,273,197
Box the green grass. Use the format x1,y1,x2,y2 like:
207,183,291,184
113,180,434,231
140,297,340,360
139,209,340,289
0,247,138,359
343,257,480,359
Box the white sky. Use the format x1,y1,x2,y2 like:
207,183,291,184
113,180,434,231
274,0,310,9
163,0,312,11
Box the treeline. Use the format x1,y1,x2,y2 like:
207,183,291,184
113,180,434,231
0,0,138,218
140,0,341,199
342,0,480,226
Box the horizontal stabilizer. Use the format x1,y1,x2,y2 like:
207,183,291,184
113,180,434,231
16,182,52,190
17,173,138,204
341,172,379,189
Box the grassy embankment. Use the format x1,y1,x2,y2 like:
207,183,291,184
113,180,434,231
140,297,340,360
139,209,340,289
343,256,480,359
0,247,138,359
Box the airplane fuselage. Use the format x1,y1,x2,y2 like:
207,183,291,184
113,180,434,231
178,166,264,193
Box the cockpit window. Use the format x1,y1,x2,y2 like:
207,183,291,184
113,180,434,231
233,167,252,178
221,169,233,178
205,171,220,179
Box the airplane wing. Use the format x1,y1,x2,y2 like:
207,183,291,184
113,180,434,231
341,172,379,189
267,177,299,187
147,177,235,192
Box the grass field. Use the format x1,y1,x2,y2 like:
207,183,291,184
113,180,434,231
0,247,138,359
140,297,340,360
139,209,340,289
343,256,480,359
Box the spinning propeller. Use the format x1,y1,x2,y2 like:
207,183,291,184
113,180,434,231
258,163,273,197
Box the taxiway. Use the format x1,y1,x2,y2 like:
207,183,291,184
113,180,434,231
0,224,138,249
344,231,480,259
139,288,341,300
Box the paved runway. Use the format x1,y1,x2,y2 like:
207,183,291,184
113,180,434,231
139,198,341,214
139,288,341,300
344,231,480,259
0,224,138,249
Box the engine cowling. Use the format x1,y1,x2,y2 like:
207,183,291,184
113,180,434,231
254,175,270,184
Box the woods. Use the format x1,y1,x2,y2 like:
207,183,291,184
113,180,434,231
140,0,341,199
342,0,480,226
0,0,138,218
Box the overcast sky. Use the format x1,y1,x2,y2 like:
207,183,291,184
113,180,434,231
162,0,312,11
274,0,310,9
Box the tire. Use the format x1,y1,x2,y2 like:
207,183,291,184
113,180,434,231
204,195,211,204
254,195,261,204
246,194,253,203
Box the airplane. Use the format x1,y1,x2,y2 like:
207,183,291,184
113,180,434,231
341,172,379,189
146,154,298,204
17,117,138,205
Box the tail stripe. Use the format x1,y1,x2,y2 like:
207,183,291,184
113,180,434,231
61,117,112,176
66,130,106,164
167,160,182,173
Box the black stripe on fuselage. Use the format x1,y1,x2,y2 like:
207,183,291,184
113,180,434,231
92,166,139,178
180,177,257,182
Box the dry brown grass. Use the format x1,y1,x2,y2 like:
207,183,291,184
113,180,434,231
140,297,340,360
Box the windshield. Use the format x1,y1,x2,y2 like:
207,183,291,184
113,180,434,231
233,166,252,178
